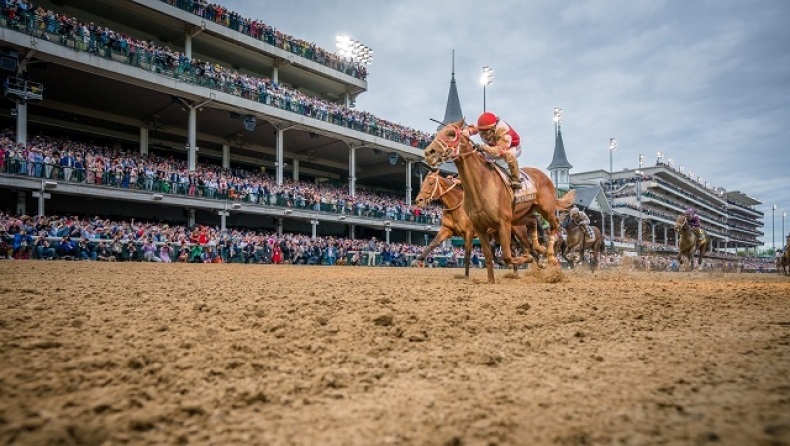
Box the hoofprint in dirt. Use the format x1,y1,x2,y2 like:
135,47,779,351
0,262,788,445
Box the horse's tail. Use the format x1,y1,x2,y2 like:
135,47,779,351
554,189,576,211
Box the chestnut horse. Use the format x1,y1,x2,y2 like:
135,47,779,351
674,214,710,270
412,171,543,277
423,119,575,283
558,212,605,272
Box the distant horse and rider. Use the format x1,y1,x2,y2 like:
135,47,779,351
557,207,605,272
423,117,575,283
777,235,790,275
674,209,709,271
411,170,544,277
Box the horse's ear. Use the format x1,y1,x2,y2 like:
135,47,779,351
455,118,466,127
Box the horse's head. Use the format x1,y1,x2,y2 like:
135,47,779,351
414,170,442,207
414,171,457,207
674,214,688,232
423,119,467,168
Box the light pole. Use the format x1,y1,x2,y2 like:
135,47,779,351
608,138,617,250
783,211,786,247
480,66,493,112
636,154,645,255
771,205,776,252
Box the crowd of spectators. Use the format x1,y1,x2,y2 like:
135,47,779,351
0,131,444,224
159,0,367,81
0,212,477,266
0,0,434,149
2,211,776,273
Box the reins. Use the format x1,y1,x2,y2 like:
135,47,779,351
425,172,464,212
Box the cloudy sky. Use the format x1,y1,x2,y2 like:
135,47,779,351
222,0,790,248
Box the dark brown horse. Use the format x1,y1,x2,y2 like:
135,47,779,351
780,235,790,275
412,171,543,277
558,212,605,272
674,214,709,270
423,119,575,283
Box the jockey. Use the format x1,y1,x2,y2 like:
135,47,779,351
570,206,595,239
685,208,705,241
463,112,522,189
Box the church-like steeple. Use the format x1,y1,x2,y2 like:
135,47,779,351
438,50,464,130
548,126,573,171
548,108,573,192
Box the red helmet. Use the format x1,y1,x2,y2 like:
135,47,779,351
477,112,498,130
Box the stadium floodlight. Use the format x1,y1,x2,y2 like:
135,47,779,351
336,35,373,65
656,151,663,164
553,108,563,123
638,154,645,169
481,66,494,111
667,158,674,167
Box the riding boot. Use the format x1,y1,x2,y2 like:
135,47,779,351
503,152,522,189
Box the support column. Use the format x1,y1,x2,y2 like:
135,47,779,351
276,129,284,186
15,101,27,145
651,223,656,243
272,64,279,84
350,224,356,240
188,107,197,171
609,209,615,251
600,212,605,238
620,218,625,242
664,226,668,245
16,191,26,216
277,217,283,236
139,128,149,155
184,32,192,59
36,190,46,217
188,209,195,228
311,219,318,240
344,87,350,107
218,210,229,231
222,144,230,169
406,161,412,206
348,146,357,197
385,226,391,244
292,158,300,181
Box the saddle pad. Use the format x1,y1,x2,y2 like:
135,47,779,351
488,159,537,203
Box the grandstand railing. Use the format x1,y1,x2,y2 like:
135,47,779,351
0,13,429,150
157,0,368,81
0,160,441,225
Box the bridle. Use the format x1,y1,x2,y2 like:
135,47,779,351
674,215,688,232
431,124,478,163
423,172,463,212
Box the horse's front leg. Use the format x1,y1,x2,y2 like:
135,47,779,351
412,227,452,266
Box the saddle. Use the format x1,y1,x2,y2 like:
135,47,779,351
489,161,537,204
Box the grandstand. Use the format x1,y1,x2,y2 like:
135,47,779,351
570,162,765,256
0,0,437,243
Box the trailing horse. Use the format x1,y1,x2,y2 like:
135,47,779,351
674,214,709,270
423,119,575,283
558,212,605,272
412,171,543,277
780,236,790,275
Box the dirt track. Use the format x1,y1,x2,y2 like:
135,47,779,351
0,262,788,446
